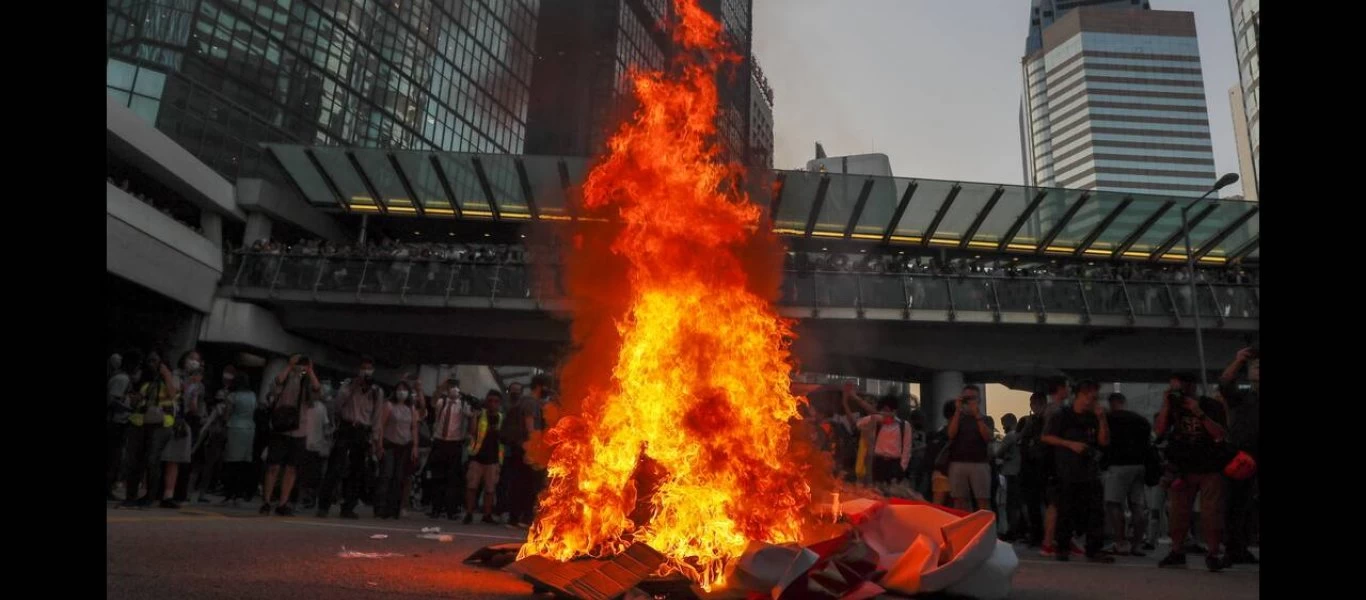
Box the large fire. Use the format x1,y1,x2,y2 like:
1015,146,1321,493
518,0,814,589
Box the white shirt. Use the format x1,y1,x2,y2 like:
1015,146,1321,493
858,414,913,470
304,403,331,455
431,394,472,441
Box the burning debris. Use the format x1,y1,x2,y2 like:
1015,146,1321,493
518,0,814,591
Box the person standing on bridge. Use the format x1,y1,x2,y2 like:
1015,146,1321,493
316,358,383,519
945,385,991,512
1042,380,1113,563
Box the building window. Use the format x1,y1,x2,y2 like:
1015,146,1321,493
107,59,166,124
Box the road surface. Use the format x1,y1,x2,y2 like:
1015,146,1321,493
107,504,1258,599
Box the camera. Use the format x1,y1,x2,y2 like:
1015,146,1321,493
1165,391,1183,405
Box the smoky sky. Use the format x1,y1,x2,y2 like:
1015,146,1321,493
753,0,1243,195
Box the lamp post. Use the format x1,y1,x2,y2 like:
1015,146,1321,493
1183,172,1240,396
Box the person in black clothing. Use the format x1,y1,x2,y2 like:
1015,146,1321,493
923,402,957,506
1218,347,1260,567
1042,380,1113,563
1015,393,1048,547
464,390,504,525
946,385,992,512
1102,392,1151,556
1156,372,1229,572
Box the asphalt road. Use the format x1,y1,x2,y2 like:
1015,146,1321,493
107,504,1258,599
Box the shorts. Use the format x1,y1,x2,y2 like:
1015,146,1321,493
267,434,307,467
932,472,951,495
1103,464,1147,508
948,462,991,500
467,460,500,492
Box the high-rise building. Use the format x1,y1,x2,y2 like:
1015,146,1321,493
1228,0,1259,199
105,0,541,183
1228,85,1257,201
749,57,774,168
1019,3,1216,200
523,0,761,166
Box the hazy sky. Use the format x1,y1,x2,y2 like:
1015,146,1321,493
752,0,1241,192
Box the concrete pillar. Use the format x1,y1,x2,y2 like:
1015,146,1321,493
200,212,223,247
244,211,272,246
261,356,288,402
166,312,203,367
921,370,964,433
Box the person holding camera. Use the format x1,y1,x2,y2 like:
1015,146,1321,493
1041,380,1113,563
317,358,384,519
1156,373,1229,571
945,385,992,512
1218,346,1260,566
260,354,321,516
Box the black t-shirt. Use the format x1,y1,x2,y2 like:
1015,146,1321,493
1044,407,1101,483
1163,396,1228,474
473,411,502,465
948,415,989,463
1104,410,1152,466
1219,380,1259,458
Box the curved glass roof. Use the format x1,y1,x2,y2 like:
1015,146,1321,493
264,145,1258,265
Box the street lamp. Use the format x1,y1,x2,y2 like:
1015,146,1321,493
1183,172,1239,396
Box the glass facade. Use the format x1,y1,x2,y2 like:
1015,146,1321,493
106,0,539,184
1228,0,1258,196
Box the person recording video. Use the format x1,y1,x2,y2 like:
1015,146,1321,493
1155,372,1228,572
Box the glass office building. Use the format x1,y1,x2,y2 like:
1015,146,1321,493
105,0,540,184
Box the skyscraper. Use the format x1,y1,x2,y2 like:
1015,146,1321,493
1019,2,1217,199
1228,0,1259,199
749,57,774,168
105,0,540,183
523,0,761,166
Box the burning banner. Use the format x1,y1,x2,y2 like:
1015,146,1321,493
518,0,815,590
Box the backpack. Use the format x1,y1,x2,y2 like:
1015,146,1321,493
1020,414,1050,465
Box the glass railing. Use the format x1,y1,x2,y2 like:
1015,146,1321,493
225,253,1259,321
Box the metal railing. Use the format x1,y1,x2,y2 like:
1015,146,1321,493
225,252,1260,322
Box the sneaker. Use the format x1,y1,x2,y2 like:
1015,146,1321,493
1087,554,1116,564
340,510,360,520
1040,545,1057,558
1158,551,1187,569
117,499,140,510
275,504,294,517
1206,555,1225,572
159,499,180,510
259,502,273,515
1228,550,1259,564
1070,542,1085,556
481,514,497,525
462,512,474,525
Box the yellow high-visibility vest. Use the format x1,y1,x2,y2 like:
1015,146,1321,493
468,410,504,465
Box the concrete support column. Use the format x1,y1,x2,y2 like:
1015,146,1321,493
261,356,288,403
921,370,964,433
200,212,223,247
244,211,272,246
166,312,204,367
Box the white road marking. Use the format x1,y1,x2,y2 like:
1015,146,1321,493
283,519,526,541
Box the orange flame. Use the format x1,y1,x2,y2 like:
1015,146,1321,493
518,0,813,589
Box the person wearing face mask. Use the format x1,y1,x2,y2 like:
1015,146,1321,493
193,365,235,503
374,380,420,519
316,357,384,519
169,351,206,504
119,351,182,509
425,377,473,520
220,371,257,506
261,354,321,516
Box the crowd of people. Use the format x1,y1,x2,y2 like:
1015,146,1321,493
806,346,1260,571
106,351,559,526
787,251,1259,285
